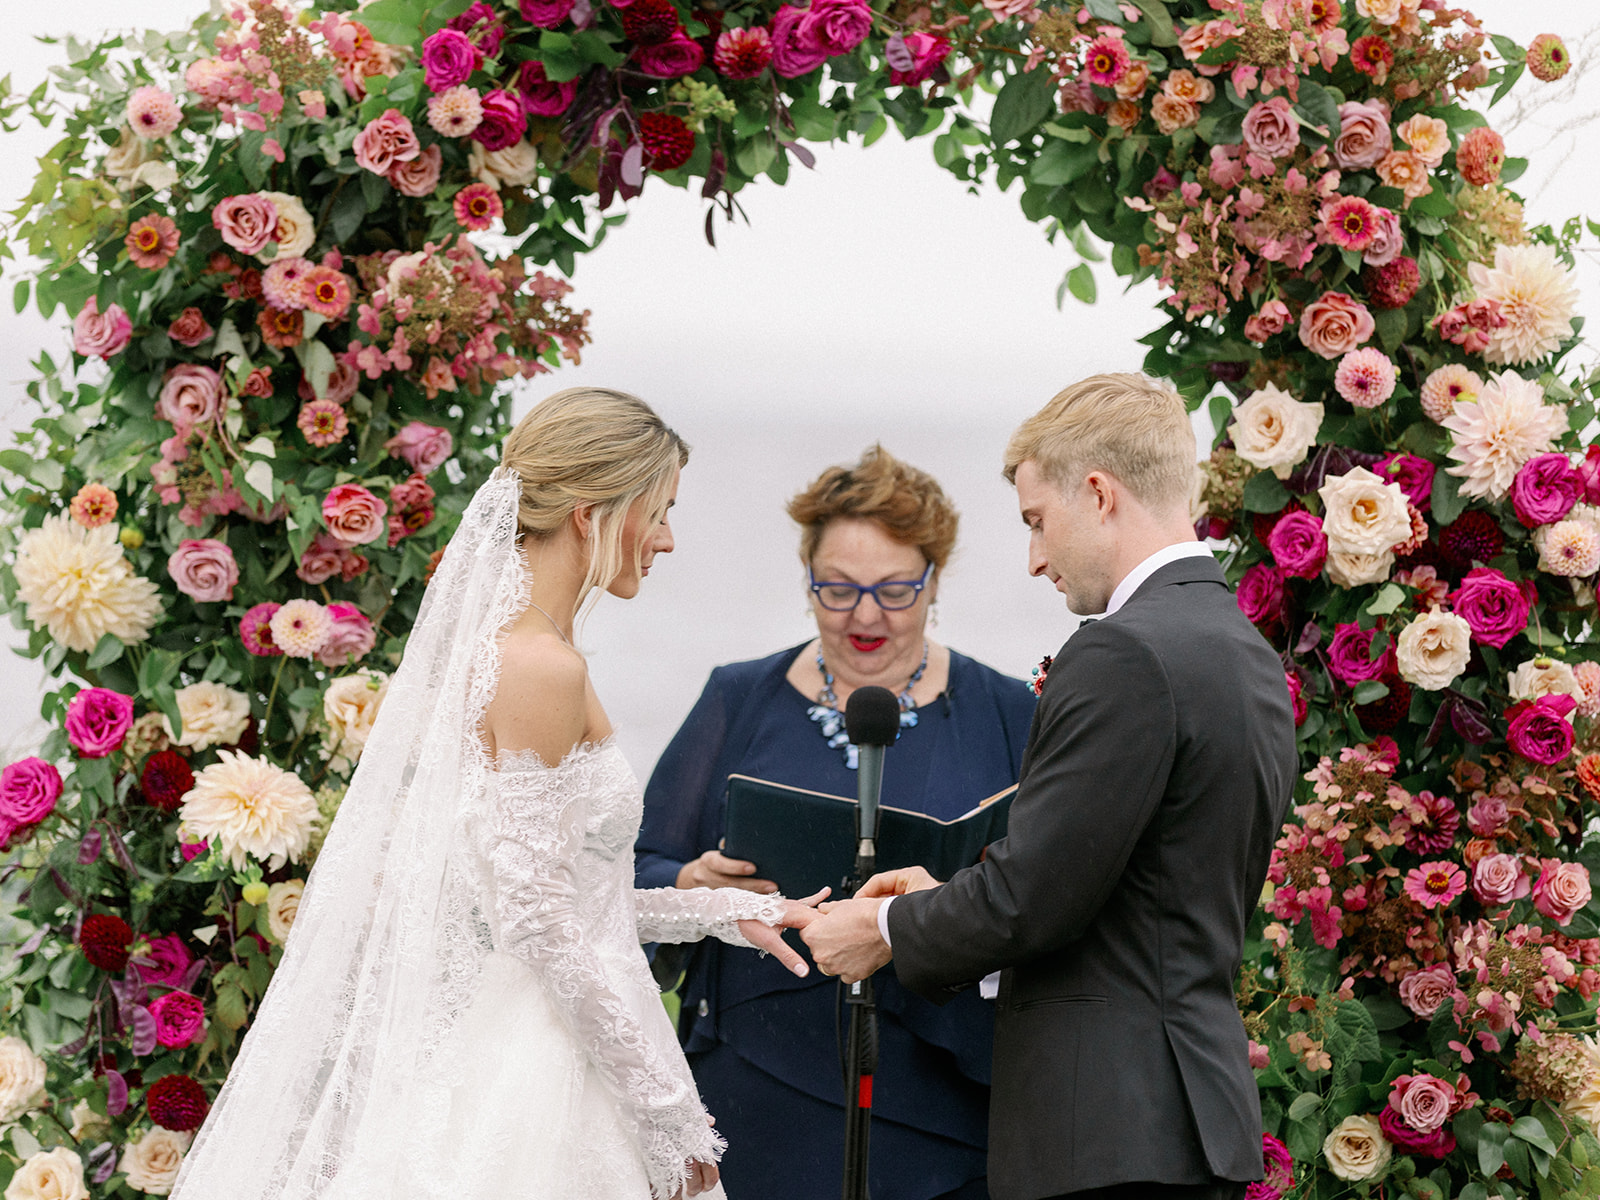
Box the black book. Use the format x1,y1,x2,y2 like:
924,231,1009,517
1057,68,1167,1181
721,774,1017,900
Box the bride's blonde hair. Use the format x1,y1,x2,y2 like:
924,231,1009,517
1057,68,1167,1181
502,388,689,607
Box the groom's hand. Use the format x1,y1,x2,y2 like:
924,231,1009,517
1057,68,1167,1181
856,866,941,898
797,897,892,983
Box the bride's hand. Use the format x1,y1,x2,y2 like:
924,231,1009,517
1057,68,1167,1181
664,1158,718,1198
736,887,829,977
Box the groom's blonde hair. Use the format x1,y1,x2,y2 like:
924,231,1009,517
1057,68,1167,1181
1003,372,1195,511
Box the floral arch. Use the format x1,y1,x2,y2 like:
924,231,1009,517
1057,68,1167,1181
2,1,1599,1196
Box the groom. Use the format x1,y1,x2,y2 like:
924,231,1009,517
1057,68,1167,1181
797,373,1297,1200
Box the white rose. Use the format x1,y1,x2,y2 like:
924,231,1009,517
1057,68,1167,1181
1325,549,1395,588
163,681,251,751
117,1128,192,1196
1319,467,1413,556
129,161,181,191
1227,384,1324,478
0,1035,47,1123
259,192,316,258
322,669,389,769
5,1147,90,1200
1508,657,1584,707
468,138,540,190
1396,607,1473,691
103,127,160,183
1322,1113,1392,1181
266,879,304,944
69,1100,111,1141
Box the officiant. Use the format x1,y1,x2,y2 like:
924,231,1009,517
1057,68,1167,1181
636,446,1036,1200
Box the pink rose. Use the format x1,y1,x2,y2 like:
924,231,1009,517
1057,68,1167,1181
354,109,421,176
1362,206,1404,267
316,602,377,667
517,61,577,118
1467,794,1509,837
1243,298,1290,343
1326,623,1393,688
72,297,133,360
65,688,135,758
520,0,575,27
149,990,207,1048
1285,671,1307,726
168,538,239,603
1449,568,1534,650
156,364,224,434
1299,291,1375,359
297,532,367,585
1575,444,1600,504
1396,963,1456,1017
134,934,195,989
1267,510,1328,580
323,484,387,546
180,838,209,862
421,28,481,92
1533,858,1592,925
888,31,950,86
0,757,64,829
1507,695,1577,765
1242,96,1300,159
470,88,527,150
167,307,214,348
798,0,872,56
769,4,828,77
384,421,453,475
1333,98,1391,170
1472,853,1530,908
1235,563,1285,625
1388,1073,1454,1135
635,30,706,78
212,193,279,255
1510,453,1579,528
387,144,443,198
1377,453,1434,511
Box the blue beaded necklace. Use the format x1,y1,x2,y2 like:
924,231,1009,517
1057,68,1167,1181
805,641,928,770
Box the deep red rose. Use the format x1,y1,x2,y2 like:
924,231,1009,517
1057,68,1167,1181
470,88,526,151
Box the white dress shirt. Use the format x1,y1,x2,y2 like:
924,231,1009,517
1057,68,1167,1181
876,540,1215,1000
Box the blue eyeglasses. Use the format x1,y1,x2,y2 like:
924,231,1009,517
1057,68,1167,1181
807,563,933,611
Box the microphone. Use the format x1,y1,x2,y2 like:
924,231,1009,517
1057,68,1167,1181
845,686,900,849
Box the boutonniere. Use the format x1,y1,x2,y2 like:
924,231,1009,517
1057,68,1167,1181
1029,654,1053,696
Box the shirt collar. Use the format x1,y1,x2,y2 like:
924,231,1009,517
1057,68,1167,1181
1102,541,1215,617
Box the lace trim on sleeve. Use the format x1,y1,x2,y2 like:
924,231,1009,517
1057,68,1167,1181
488,756,721,1198
633,886,787,948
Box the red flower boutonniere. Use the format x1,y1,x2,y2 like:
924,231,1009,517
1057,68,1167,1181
1030,654,1053,696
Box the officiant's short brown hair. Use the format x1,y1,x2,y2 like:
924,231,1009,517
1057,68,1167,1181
1003,372,1195,510
788,445,958,573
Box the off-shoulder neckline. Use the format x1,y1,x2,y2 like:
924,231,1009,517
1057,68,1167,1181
491,731,621,774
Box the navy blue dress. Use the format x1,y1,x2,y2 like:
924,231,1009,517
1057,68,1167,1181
635,644,1036,1200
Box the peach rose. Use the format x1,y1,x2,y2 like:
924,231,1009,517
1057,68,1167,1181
1113,61,1150,99
1299,291,1375,359
156,364,224,433
1161,69,1215,104
1376,150,1432,203
1106,100,1141,132
388,144,443,198
322,484,387,546
1151,93,1199,134
1333,98,1391,170
1395,113,1449,167
167,307,214,348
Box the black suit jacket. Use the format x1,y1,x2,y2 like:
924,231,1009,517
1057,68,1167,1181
886,556,1296,1200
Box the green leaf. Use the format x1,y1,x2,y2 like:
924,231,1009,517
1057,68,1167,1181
1510,1116,1559,1156
1375,306,1407,353
1286,1091,1321,1120
1064,263,1097,305
13,278,29,314
1365,582,1406,615
214,983,249,1030
990,67,1057,146
1030,139,1099,186
1242,470,1290,513
1334,999,1382,1061
1352,680,1390,705
85,633,124,670
1490,33,1526,63
330,184,368,244
1125,0,1177,46
1500,156,1528,184
1084,0,1123,20
1430,466,1466,526
1293,79,1341,137
1478,1121,1510,1177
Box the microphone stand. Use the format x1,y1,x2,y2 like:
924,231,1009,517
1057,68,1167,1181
840,824,878,1200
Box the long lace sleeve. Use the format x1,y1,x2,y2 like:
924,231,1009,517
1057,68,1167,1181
487,766,720,1199
634,885,786,947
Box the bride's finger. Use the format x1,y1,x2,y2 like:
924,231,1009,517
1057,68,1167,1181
746,922,810,976
796,886,831,907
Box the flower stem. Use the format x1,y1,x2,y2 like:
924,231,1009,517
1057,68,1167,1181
261,655,289,744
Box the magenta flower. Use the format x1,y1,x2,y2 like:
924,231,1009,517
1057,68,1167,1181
1403,860,1467,909
1532,858,1591,925
454,182,504,231
134,933,195,989
1388,1072,1455,1135
470,88,526,151
1507,694,1577,765
635,30,706,78
1267,510,1327,580
1318,195,1381,252
1334,347,1396,409
1509,452,1579,528
0,758,64,831
516,61,578,117
797,0,872,56
1326,622,1392,688
713,26,774,79
149,990,207,1048
520,0,575,27
1377,452,1435,511
1082,34,1130,87
1236,562,1285,625
421,28,481,92
888,31,950,87
1449,567,1534,649
65,688,136,758
240,602,284,657
769,4,827,77
1378,1105,1455,1157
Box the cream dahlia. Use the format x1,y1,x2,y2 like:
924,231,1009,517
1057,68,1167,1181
13,516,162,652
1564,1036,1600,1136
1441,371,1568,500
1536,519,1600,577
270,598,333,658
179,750,317,870
1467,243,1581,366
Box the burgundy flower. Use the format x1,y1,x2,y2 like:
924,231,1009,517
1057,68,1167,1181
1401,791,1459,856
1438,509,1504,569
1354,673,1411,733
1377,1105,1455,1158
634,29,705,77
516,60,577,117
1236,562,1285,626
1376,452,1434,512
1363,256,1421,309
141,751,195,813
420,29,480,92
80,913,135,972
621,0,681,45
145,1074,209,1131
471,88,526,151
1509,453,1579,529
638,112,696,170
520,0,576,27
713,26,773,78
445,1,506,57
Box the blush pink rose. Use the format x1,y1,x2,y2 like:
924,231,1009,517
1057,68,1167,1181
322,484,387,546
1333,98,1392,170
387,144,443,198
297,532,351,585
1267,510,1328,580
1242,96,1300,159
354,109,421,176
168,538,239,603
156,364,224,434
1533,858,1592,925
134,934,195,989
1388,1073,1454,1135
635,31,706,78
769,4,828,77
1243,298,1291,343
1396,963,1456,1017
72,297,133,360
167,307,214,348
1472,853,1530,908
65,688,135,758
149,990,207,1048
384,421,453,475
1362,206,1404,267
1467,794,1509,837
1299,291,1375,359
798,0,872,56
212,193,279,255
316,602,377,667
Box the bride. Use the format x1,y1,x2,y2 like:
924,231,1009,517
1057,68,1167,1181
172,389,822,1200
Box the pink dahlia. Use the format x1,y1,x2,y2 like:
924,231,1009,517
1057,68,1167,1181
1318,195,1382,252
297,399,349,448
261,256,314,311
1334,347,1397,409
126,215,180,269
1419,364,1482,423
127,86,183,139
1403,861,1467,909
269,598,332,659
1082,35,1130,87
239,602,283,656
427,85,484,138
714,26,773,78
453,182,504,231
1400,791,1460,856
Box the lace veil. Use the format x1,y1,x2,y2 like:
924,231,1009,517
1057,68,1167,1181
173,468,529,1198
